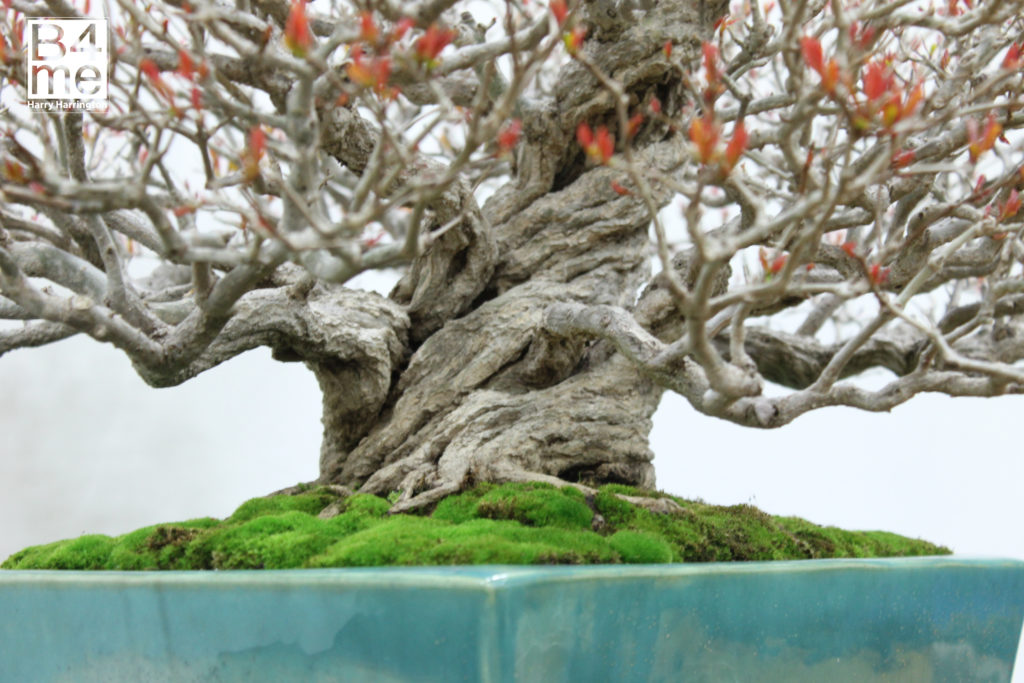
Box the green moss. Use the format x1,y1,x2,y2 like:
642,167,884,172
608,531,673,563
1,483,951,570
342,493,391,518
473,483,593,530
228,490,337,523
594,490,639,527
5,535,117,570
432,484,493,523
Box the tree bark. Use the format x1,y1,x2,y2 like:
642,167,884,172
309,4,726,508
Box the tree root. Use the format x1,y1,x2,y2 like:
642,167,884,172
383,468,685,517
267,482,354,498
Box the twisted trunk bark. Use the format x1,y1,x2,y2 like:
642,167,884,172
305,1,726,509
314,136,698,510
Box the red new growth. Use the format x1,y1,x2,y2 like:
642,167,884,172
347,45,392,95
416,24,455,67
576,122,592,148
139,58,173,101
972,174,990,199
869,263,890,285
702,42,719,81
359,12,379,44
663,41,672,59
689,114,719,164
1002,43,1022,70
250,127,266,159
243,126,266,180
627,113,644,139
891,149,915,168
724,120,748,170
849,21,876,50
967,113,1002,162
999,189,1021,221
770,254,788,275
393,17,415,41
801,36,839,93
550,0,568,26
177,49,195,80
576,123,614,164
563,26,586,54
594,127,614,164
800,36,824,74
610,180,631,196
285,0,312,56
862,61,890,102
139,58,160,83
841,241,858,258
497,119,522,155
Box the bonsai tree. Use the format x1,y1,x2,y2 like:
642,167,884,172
2,0,1023,518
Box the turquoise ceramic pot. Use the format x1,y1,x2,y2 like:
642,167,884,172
1,557,1022,682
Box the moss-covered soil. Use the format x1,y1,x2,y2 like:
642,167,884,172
1,483,950,570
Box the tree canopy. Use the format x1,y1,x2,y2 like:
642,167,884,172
1,0,1023,508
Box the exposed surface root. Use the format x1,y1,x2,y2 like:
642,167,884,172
268,483,353,498
387,481,464,515
383,468,684,517
613,494,685,515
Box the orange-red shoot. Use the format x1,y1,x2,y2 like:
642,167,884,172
139,58,161,83
849,21,876,50
550,0,568,26
497,119,522,155
759,248,787,278
393,18,415,41
801,36,824,74
627,112,644,139
576,123,614,164
177,49,195,81
862,61,891,102
999,189,1021,221
724,120,748,170
891,149,915,168
702,42,719,82
347,45,392,95
416,24,455,68
243,126,266,180
139,58,173,101
689,114,719,164
801,36,840,93
359,12,379,45
563,26,586,55
285,0,313,56
610,180,631,196
967,113,1002,162
1002,43,1022,70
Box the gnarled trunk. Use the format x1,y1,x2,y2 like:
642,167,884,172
310,141,691,507
301,2,724,509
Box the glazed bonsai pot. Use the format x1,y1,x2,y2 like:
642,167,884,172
1,557,1022,681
